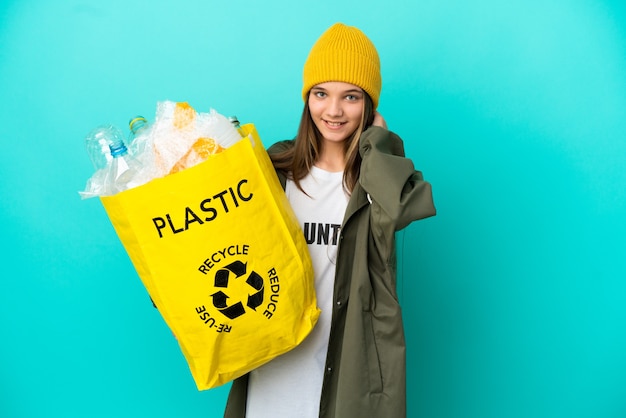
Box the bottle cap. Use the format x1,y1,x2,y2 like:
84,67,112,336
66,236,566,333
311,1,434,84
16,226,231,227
109,140,129,157
129,116,148,133
228,116,241,127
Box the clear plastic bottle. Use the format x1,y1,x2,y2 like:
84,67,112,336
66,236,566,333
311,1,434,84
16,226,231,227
80,125,126,199
200,114,242,149
105,139,143,194
127,115,151,157
228,115,245,137
84,125,118,171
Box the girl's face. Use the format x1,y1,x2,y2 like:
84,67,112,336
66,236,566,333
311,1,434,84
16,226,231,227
308,82,365,145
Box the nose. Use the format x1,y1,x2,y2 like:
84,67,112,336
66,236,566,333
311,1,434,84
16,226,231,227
325,97,343,118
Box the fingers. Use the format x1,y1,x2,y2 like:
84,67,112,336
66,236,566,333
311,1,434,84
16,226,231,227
372,111,388,129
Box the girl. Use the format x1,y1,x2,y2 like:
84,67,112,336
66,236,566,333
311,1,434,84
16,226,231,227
225,22,436,418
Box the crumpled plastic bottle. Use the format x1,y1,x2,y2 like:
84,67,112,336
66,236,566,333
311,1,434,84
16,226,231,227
105,139,143,195
80,125,119,199
85,125,116,171
80,125,143,198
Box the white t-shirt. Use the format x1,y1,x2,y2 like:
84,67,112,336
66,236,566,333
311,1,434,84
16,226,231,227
246,166,349,418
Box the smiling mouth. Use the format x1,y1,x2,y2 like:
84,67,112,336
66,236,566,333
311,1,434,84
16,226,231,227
324,120,345,127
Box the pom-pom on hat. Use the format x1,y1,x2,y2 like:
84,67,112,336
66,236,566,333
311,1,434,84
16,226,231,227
302,23,381,109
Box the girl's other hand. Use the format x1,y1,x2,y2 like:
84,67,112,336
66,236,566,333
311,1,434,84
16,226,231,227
372,111,388,129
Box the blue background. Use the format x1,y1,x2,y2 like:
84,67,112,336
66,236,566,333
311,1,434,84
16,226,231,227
1,0,625,417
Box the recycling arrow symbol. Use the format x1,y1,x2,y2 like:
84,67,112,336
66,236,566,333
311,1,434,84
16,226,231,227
211,260,264,319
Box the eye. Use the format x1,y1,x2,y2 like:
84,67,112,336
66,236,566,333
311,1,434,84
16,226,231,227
345,92,363,101
313,90,327,98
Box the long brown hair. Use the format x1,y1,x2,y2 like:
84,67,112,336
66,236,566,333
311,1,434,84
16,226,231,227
271,91,375,194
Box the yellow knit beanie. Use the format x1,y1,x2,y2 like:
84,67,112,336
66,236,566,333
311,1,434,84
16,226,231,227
302,23,381,109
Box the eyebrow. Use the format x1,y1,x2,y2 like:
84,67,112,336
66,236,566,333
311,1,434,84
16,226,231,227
311,87,364,95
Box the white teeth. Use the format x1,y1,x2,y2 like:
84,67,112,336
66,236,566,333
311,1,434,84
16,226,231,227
326,121,342,126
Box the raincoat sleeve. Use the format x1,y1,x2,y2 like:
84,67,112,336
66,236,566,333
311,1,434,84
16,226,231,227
358,126,436,231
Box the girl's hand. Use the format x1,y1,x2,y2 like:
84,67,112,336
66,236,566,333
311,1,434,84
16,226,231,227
372,111,388,129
